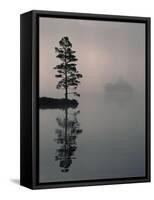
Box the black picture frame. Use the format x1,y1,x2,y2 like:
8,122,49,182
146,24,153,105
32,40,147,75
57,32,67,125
20,10,151,189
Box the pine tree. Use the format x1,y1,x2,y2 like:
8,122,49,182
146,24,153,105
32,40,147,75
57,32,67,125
54,36,82,100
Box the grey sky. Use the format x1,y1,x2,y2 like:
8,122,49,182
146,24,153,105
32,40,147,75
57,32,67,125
39,17,145,98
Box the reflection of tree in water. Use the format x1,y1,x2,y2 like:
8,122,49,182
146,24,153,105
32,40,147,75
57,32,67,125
54,108,82,172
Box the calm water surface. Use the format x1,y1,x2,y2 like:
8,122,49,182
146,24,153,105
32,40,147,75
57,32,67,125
39,94,145,182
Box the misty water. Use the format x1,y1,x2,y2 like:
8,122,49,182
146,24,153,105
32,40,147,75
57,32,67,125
39,90,145,183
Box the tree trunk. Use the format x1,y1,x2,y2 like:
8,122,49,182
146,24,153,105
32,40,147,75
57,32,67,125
65,86,68,100
64,49,68,100
65,73,68,100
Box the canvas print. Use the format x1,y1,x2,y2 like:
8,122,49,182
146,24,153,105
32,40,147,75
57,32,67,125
39,17,145,183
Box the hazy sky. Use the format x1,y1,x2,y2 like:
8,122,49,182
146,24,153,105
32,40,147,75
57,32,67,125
39,17,145,98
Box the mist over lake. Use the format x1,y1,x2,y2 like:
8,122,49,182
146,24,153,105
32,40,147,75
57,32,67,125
39,17,145,182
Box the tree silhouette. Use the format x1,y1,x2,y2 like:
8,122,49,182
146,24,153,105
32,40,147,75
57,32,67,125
54,36,83,100
54,109,82,172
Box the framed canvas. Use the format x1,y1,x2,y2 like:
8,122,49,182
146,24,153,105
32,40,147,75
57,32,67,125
20,10,151,189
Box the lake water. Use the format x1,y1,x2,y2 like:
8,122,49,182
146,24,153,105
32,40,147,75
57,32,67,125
39,93,145,183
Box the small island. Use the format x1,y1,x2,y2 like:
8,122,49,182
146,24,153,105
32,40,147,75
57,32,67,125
39,37,83,111
39,97,78,109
